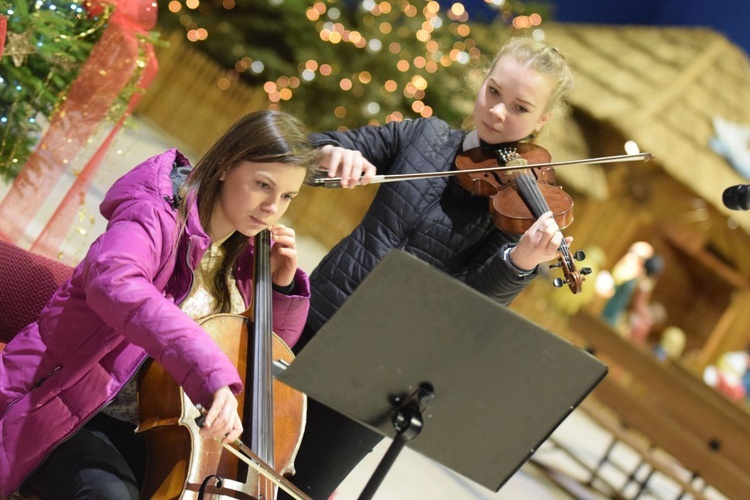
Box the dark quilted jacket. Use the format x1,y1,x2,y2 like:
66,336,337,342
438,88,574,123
306,117,535,335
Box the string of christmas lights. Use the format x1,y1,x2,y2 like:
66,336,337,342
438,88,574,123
0,0,108,180
157,0,550,131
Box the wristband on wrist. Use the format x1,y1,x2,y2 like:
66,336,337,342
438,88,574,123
272,281,296,295
503,246,535,277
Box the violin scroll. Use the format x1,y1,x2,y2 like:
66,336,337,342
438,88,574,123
550,248,592,294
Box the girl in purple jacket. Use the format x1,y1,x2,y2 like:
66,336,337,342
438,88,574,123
1,110,320,498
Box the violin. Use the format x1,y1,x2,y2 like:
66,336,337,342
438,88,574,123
136,230,310,499
454,143,590,294
454,143,572,233
309,142,648,294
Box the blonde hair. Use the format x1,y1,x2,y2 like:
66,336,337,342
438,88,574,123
488,37,574,119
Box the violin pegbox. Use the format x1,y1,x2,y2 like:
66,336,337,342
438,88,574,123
497,147,525,166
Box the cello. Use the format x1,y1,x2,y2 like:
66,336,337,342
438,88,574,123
136,230,309,499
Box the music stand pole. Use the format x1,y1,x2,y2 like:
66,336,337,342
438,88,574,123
358,384,436,500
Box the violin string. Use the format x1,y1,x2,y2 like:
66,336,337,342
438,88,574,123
510,159,573,266
501,150,582,292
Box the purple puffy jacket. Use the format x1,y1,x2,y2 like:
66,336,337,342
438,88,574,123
0,149,311,495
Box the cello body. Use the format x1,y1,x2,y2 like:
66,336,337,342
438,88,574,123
136,313,306,499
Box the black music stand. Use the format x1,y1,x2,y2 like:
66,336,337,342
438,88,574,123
277,250,607,498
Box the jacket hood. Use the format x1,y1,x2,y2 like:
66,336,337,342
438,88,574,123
100,148,191,221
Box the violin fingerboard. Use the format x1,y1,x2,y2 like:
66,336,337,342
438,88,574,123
514,173,551,218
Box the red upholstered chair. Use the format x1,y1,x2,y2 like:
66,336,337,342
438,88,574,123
0,239,73,349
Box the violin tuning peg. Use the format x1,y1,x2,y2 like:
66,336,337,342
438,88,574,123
552,278,565,288
581,267,592,276
574,250,586,261
549,262,562,269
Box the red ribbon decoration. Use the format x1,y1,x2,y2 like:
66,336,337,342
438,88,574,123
0,1,158,259
0,15,7,58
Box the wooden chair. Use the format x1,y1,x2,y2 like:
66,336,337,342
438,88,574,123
0,239,73,349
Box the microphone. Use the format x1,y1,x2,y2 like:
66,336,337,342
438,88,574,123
722,185,750,210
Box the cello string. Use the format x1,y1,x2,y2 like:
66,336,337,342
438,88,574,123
220,442,310,500
252,230,276,467
193,405,305,498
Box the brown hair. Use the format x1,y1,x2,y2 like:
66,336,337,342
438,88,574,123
179,110,321,313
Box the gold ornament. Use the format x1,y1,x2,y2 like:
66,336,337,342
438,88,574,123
5,31,35,67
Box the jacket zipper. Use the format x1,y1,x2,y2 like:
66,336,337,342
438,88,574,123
180,239,196,306
32,366,62,388
0,365,62,420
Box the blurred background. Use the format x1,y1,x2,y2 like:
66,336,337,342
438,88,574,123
2,1,750,498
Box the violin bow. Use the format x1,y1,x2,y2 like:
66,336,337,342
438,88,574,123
308,152,654,188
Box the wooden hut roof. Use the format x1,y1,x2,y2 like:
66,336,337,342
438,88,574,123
535,23,750,234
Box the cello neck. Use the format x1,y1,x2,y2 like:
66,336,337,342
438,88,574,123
251,229,275,467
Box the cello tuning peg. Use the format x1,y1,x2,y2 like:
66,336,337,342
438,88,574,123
552,278,565,288
573,250,586,261
581,267,592,276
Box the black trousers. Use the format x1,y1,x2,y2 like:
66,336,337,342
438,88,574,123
282,399,383,499
282,325,384,499
21,413,146,500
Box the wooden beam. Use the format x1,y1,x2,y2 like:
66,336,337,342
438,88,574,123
568,310,750,498
590,378,750,499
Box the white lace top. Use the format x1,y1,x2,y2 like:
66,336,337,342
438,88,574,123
101,235,246,424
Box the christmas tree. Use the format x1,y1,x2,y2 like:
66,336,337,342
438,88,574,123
156,0,551,132
0,0,108,180
1,0,552,181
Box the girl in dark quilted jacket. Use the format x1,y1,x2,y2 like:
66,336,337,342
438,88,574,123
285,37,576,499
4,110,320,499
